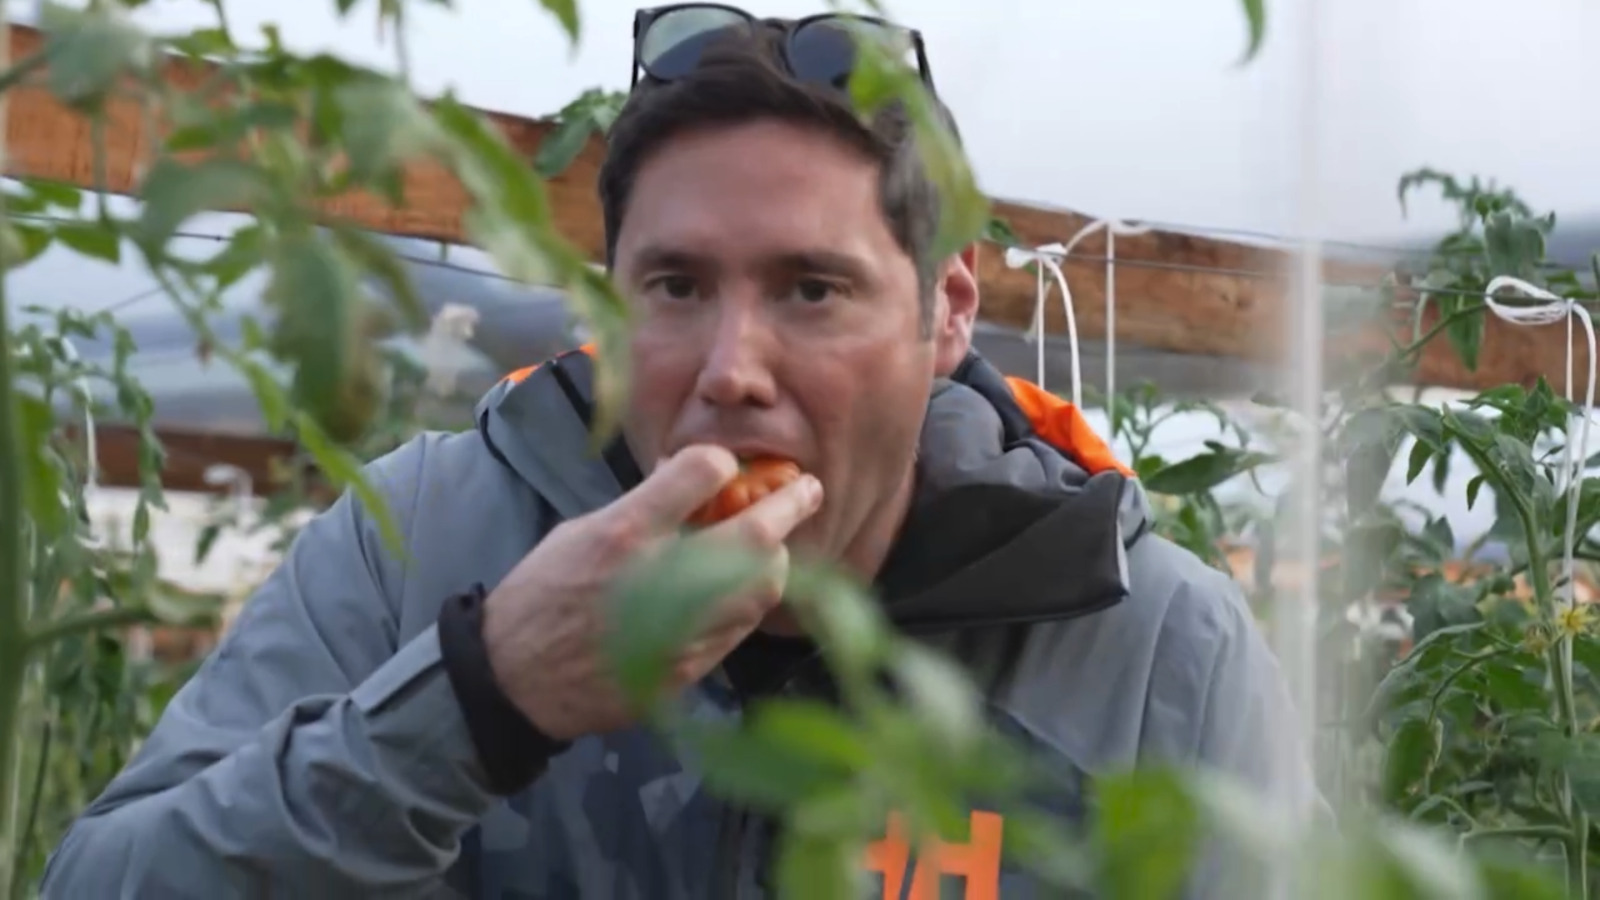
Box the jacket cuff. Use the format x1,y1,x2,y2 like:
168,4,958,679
437,583,570,795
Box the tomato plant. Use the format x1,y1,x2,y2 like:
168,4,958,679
0,0,1570,898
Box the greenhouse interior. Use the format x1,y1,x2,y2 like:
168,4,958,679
7,1,1600,899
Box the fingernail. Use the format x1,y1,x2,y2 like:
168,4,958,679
800,474,822,503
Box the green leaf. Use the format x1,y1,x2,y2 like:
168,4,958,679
236,355,291,432
685,709,861,811
1093,769,1200,900
133,158,274,255
1134,453,1167,482
1369,820,1486,900
330,226,428,330
145,583,224,627
891,642,982,748
1236,0,1267,64
747,700,873,771
1405,575,1481,640
1476,859,1566,900
42,5,155,109
266,233,361,435
166,25,235,58
1002,808,1096,890
536,0,581,45
194,522,222,565
431,96,632,448
201,223,268,289
1344,520,1402,599
54,220,121,263
1572,633,1600,679
774,832,863,900
24,178,83,208
295,412,403,555
5,223,55,267
533,116,597,179
785,562,890,673
432,97,556,242
1444,296,1486,372
1483,209,1545,281
1342,407,1403,517
164,101,299,153
1430,444,1452,494
336,79,438,184
603,539,770,705
846,28,986,262
1420,515,1454,557
1405,438,1434,485
1478,656,1547,712
133,500,151,543
16,394,65,538
1465,474,1486,510
1145,448,1274,495
1382,717,1440,804
1394,405,1445,452
1529,732,1600,818
983,214,1022,248
1442,408,1496,451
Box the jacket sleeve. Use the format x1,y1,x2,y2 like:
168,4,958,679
1178,577,1333,899
40,436,498,899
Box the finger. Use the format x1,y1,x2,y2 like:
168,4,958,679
700,543,788,636
670,597,778,685
618,444,740,533
664,545,786,664
701,473,823,550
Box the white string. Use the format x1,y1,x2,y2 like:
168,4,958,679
203,464,255,530
1482,276,1597,621
1004,242,1081,407
1099,222,1152,402
1002,218,1149,410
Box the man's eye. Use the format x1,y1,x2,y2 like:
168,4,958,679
789,278,843,304
647,275,699,301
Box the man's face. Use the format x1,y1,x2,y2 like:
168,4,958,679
612,118,976,569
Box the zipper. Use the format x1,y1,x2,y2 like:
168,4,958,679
711,654,829,899
712,804,750,900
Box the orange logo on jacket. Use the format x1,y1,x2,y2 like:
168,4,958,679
863,810,1004,900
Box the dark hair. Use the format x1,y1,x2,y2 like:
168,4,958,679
597,22,962,322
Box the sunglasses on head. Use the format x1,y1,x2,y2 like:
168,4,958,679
630,3,934,93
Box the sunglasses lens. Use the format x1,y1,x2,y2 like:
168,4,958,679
788,18,914,88
640,7,750,80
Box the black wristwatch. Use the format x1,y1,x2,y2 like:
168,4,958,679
437,583,571,795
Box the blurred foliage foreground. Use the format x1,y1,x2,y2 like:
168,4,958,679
0,0,1596,898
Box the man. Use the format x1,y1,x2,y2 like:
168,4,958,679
43,6,1315,898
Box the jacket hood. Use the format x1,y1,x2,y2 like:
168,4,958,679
474,347,1151,633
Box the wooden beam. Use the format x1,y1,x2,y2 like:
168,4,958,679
2,24,1578,395
87,423,329,502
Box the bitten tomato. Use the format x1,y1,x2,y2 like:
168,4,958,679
686,456,803,527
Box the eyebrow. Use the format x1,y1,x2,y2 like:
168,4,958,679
626,244,874,284
626,245,713,277
773,250,873,284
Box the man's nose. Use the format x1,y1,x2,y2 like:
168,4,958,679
694,303,778,408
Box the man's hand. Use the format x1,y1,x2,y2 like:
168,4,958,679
482,444,823,741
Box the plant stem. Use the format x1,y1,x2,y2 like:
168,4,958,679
26,605,154,650
1461,824,1572,844
12,711,48,896
1524,516,1589,897
0,1,30,892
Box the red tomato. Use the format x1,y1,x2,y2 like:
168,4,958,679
686,457,803,527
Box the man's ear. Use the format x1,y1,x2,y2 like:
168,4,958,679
933,244,980,376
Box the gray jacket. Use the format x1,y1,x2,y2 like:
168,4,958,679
41,349,1315,898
